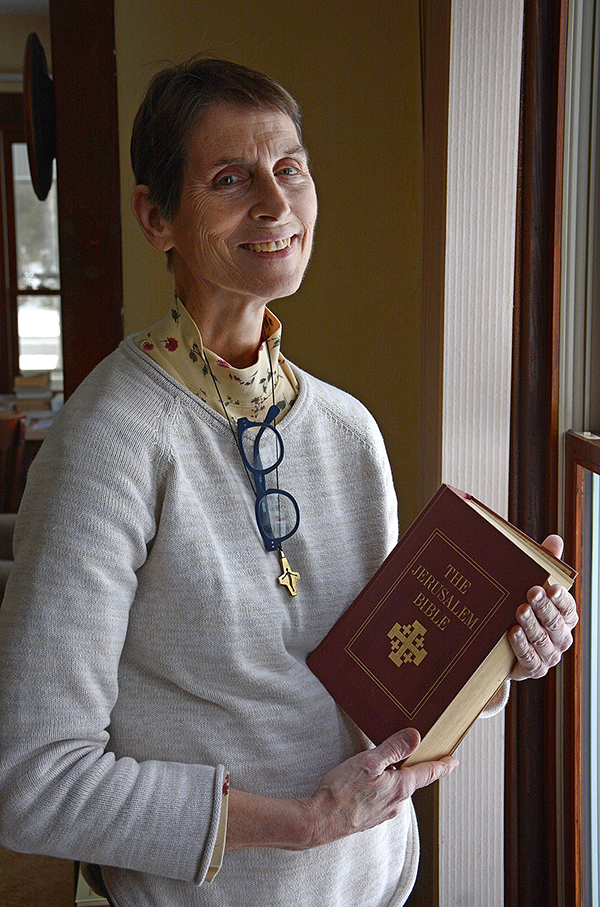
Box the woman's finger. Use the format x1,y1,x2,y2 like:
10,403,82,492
542,583,579,629
509,625,546,678
371,728,421,769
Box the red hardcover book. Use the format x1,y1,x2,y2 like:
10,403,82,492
307,484,576,765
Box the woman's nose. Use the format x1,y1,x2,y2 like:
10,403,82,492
249,173,291,221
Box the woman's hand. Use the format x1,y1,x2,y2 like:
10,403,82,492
301,728,457,848
508,535,578,681
226,729,457,851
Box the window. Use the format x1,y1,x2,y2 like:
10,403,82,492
0,94,62,394
580,455,600,903
12,144,61,385
564,432,600,906
560,0,600,900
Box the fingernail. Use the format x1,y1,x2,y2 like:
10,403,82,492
515,628,525,641
400,728,420,748
551,587,564,604
532,590,544,604
522,608,533,621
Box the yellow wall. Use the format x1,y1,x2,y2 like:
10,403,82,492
0,14,51,92
115,0,424,526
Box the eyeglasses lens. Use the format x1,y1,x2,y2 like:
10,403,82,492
257,491,298,540
240,423,283,472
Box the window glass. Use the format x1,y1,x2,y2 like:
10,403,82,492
11,143,62,387
17,295,62,375
581,467,600,905
12,144,59,291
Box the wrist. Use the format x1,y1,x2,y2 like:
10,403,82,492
293,795,322,850
226,788,319,851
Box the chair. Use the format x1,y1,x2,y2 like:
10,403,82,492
0,512,16,603
0,414,28,513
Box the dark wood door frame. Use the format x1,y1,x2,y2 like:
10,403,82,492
419,0,451,514
563,431,600,907
407,1,452,903
0,94,24,394
506,1,569,905
49,0,123,399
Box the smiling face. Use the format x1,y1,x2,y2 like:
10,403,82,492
159,103,318,314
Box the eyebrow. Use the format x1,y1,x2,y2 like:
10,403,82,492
209,145,310,172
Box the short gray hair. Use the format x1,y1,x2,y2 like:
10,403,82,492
130,57,303,223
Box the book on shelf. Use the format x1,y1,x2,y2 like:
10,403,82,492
307,484,576,766
13,387,52,399
12,373,53,413
13,398,52,412
13,371,51,390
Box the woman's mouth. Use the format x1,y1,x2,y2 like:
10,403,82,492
241,237,293,253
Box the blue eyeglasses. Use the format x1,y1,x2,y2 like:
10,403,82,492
237,404,300,551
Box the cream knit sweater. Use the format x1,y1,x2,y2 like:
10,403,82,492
0,337,419,907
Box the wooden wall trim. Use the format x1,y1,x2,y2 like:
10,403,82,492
419,0,451,511
49,0,123,398
563,434,583,907
506,0,569,904
408,1,451,904
0,95,23,394
563,431,600,907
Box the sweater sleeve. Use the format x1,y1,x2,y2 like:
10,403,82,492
0,376,224,885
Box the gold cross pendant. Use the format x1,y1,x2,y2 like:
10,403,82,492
277,549,300,596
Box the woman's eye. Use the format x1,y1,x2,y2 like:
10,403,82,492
215,173,241,187
277,165,299,176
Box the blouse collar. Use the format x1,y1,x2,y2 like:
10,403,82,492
135,298,297,422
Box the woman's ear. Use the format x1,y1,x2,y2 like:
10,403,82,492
131,185,175,252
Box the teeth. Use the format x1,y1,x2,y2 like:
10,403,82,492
247,238,292,253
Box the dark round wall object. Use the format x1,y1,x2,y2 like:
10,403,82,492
23,32,56,202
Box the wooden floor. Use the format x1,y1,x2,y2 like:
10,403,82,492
0,845,74,906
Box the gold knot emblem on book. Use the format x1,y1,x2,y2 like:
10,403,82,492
388,621,428,666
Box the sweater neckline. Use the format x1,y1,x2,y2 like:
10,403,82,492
121,333,311,438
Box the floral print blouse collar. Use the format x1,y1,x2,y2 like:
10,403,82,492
135,298,298,423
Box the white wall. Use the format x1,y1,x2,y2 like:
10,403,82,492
439,1,524,903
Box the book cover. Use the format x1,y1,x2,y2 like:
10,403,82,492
307,484,576,763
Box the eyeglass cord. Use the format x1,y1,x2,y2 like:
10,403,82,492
174,297,301,597
192,301,283,523
186,301,300,594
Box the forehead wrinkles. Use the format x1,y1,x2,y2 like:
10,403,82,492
189,116,304,177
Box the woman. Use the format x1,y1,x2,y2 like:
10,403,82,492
0,58,577,907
